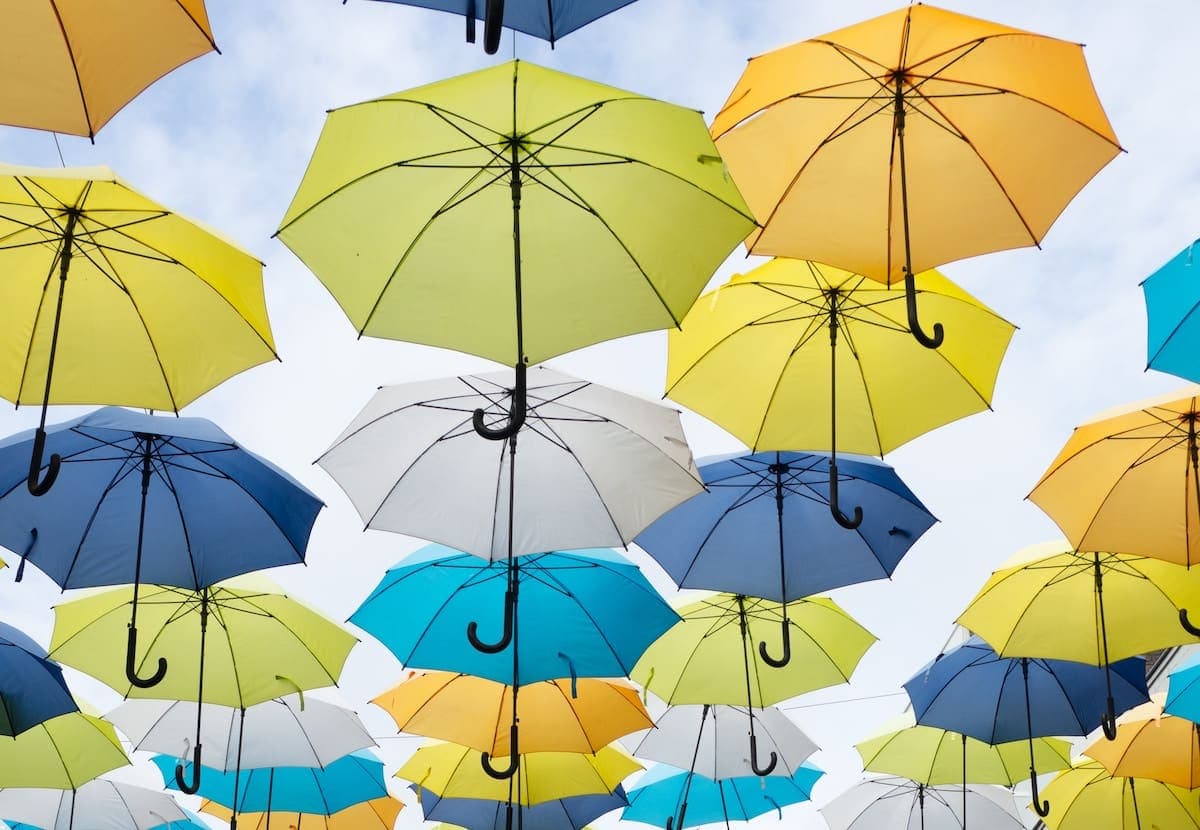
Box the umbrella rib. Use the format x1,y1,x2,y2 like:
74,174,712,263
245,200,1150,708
207,597,249,709
47,0,94,137
154,441,202,589
169,0,219,51
488,434,509,560
238,594,348,694
58,452,142,588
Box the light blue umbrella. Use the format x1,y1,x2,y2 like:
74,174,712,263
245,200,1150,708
413,784,627,830
152,750,387,816
1164,652,1200,723
622,764,823,829
635,450,934,666
1143,238,1200,382
0,622,77,737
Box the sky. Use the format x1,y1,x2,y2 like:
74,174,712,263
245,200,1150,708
0,1,1198,827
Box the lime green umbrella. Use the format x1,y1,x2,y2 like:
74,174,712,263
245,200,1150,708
0,711,128,790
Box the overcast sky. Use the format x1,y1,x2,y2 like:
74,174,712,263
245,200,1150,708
1,1,1198,828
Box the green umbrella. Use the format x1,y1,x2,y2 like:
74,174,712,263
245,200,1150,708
0,711,128,789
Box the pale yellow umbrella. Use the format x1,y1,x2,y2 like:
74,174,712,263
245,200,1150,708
1084,696,1200,789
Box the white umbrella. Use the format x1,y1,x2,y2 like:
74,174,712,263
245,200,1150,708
0,778,186,830
627,704,818,780
822,777,1024,830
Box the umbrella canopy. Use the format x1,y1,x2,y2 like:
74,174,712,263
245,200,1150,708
0,779,187,830
1143,239,1200,383
710,4,1119,347
395,742,638,807
351,545,677,685
621,764,823,828
278,59,753,374
627,704,818,781
821,777,1024,830
1040,762,1200,830
155,750,388,815
372,671,651,755
0,2,217,137
413,785,625,830
1084,697,1200,789
0,164,275,497
200,796,403,830
0,712,128,790
0,622,77,737
1167,653,1200,723
664,259,1013,454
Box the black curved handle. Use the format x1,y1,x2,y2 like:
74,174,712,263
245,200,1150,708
126,625,168,688
1101,695,1118,741
27,428,61,496
904,268,944,349
828,461,863,529
1030,768,1050,817
467,589,514,653
473,363,526,440
14,527,37,583
750,735,778,777
175,744,202,794
758,619,791,668
483,0,505,54
480,725,519,779
665,802,687,830
1182,608,1200,637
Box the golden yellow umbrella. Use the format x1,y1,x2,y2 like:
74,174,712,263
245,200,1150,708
710,4,1120,348
1084,696,1200,789
201,795,403,830
372,671,652,756
0,2,217,138
1040,762,1200,830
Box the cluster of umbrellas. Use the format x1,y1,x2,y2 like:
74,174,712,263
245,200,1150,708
0,1,1196,830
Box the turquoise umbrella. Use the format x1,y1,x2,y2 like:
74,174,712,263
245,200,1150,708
1165,652,1200,722
1143,237,1200,382
622,764,823,829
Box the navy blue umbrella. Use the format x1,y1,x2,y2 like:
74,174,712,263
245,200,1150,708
359,0,639,53
0,622,77,736
904,635,1149,818
413,784,627,830
636,450,934,667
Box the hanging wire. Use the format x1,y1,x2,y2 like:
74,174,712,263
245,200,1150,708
781,691,908,711
52,132,66,167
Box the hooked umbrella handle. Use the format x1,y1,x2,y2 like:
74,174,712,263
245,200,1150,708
126,625,168,688
1181,608,1200,637
828,460,863,529
758,619,792,668
27,428,61,496
904,268,944,349
175,743,202,794
473,363,526,440
665,803,687,830
750,734,778,777
1100,695,1119,741
1030,767,1051,817
480,724,519,779
467,588,515,653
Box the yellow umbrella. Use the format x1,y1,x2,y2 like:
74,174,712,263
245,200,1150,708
1040,762,1200,830
0,163,275,495
0,710,128,790
201,795,403,830
0,2,218,138
395,741,639,807
372,671,652,756
710,4,1120,348
1084,696,1200,789
956,541,1200,738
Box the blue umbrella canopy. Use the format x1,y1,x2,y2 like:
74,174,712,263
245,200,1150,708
622,764,823,828
413,784,627,830
350,544,678,685
0,622,77,737
152,750,388,815
1143,238,1200,382
1164,652,1200,723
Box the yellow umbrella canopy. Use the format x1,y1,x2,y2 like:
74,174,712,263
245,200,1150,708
0,711,128,790
201,796,404,830
395,741,639,807
1084,697,1200,790
0,1,218,138
710,4,1119,348
665,258,1014,456
372,671,652,756
1040,762,1200,830
1030,388,1200,569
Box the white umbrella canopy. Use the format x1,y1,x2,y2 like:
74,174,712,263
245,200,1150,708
0,779,187,830
822,777,1025,830
317,367,703,560
627,704,818,780
107,693,374,771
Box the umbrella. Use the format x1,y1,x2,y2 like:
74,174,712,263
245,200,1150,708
49,580,356,796
0,711,128,790
0,164,275,496
621,763,823,829
1143,239,1200,383
0,778,187,830
0,2,217,137
200,796,403,830
1084,697,1200,789
359,0,642,52
413,785,625,830
0,622,77,736
0,407,322,692
904,635,1149,817
632,592,874,776
278,59,753,431
710,4,1120,348
634,449,935,664
1166,652,1200,723
821,777,1024,830
663,259,1012,514
372,671,652,755
1040,762,1200,830
628,704,818,781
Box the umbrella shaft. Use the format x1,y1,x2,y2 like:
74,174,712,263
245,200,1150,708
37,211,77,432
